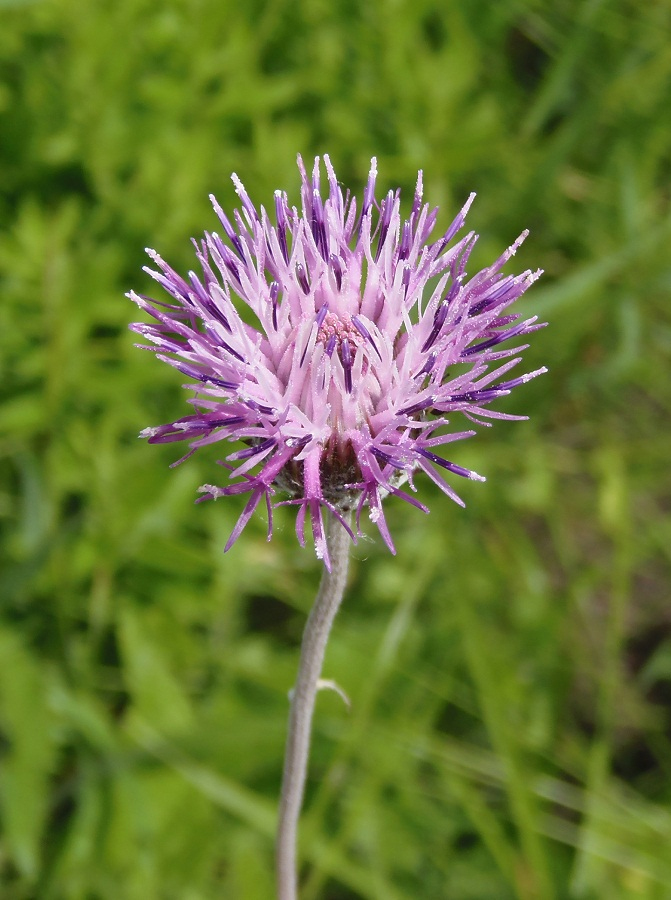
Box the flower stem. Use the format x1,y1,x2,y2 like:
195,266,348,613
276,516,351,900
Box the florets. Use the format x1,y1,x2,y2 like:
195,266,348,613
129,155,545,566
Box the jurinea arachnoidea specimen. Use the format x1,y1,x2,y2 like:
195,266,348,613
129,156,545,567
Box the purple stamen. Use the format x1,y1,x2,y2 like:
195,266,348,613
274,191,290,264
169,359,237,390
228,437,276,461
351,316,382,359
329,254,343,290
402,264,412,296
399,221,412,261
362,158,377,219
416,447,484,481
316,304,329,328
341,338,353,393
311,189,329,260
462,320,532,357
375,190,395,261
209,194,245,258
421,302,449,352
400,396,435,416
269,280,279,330
296,262,310,295
371,446,406,469
416,350,438,377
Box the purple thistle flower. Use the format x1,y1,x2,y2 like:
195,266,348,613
129,155,546,566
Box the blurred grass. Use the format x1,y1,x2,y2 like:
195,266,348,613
1,0,671,897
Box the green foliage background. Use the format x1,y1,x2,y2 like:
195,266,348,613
1,0,670,897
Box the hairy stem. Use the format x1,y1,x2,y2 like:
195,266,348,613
276,517,351,900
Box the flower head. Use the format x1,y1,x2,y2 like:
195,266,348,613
129,156,545,565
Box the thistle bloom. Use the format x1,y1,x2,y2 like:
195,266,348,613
129,156,545,565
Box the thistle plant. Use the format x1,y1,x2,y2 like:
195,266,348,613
129,155,545,899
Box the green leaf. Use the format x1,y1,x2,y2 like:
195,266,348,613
117,606,194,735
0,627,56,881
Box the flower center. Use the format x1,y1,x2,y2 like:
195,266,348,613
315,310,366,394
316,311,361,357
